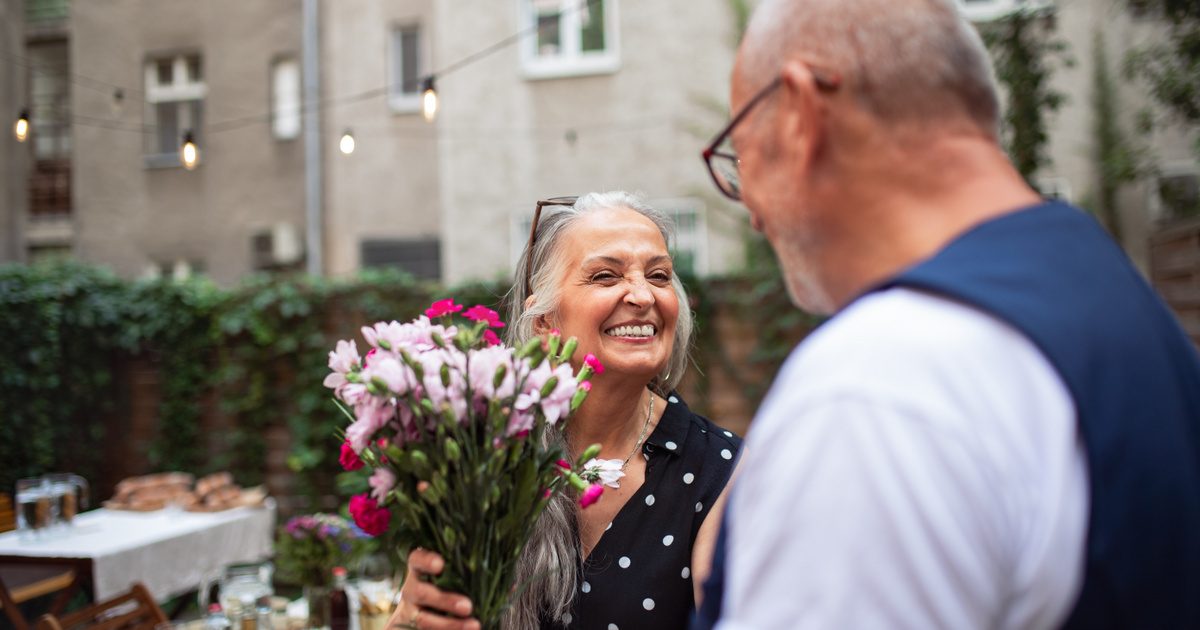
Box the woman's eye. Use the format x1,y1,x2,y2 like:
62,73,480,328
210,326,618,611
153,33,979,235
649,270,672,283
591,272,618,282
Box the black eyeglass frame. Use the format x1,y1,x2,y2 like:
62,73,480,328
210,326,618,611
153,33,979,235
701,67,841,201
524,195,579,297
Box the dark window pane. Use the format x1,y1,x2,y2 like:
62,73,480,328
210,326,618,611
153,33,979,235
537,13,561,56
361,239,442,281
186,55,202,83
156,102,180,154
400,27,420,94
156,59,173,86
580,0,605,52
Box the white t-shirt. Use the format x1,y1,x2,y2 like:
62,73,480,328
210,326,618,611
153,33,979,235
717,288,1089,630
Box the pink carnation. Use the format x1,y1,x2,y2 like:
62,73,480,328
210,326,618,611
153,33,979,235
425,299,464,319
483,329,501,346
584,353,605,375
463,305,505,328
339,440,364,471
579,484,604,508
348,494,391,537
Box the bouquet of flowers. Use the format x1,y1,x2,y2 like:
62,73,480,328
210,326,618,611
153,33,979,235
274,513,370,587
324,299,605,627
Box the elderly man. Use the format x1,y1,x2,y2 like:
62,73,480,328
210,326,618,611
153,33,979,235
694,0,1200,628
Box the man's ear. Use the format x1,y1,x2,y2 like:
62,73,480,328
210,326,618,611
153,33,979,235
778,60,826,166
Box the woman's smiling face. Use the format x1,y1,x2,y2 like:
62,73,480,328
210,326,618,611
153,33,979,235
541,206,679,383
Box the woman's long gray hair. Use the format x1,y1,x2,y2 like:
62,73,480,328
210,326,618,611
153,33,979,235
499,191,695,627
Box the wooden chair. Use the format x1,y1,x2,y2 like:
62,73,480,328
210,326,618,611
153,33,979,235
34,583,167,630
0,493,15,532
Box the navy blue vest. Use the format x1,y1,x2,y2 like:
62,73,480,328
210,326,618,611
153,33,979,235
694,202,1200,629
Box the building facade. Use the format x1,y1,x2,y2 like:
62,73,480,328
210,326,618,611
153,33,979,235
1,0,1196,285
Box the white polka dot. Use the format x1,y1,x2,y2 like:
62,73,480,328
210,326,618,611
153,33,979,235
618,556,631,568
682,472,695,484
665,440,678,450
608,625,619,630
581,581,591,593
662,534,674,546
720,448,733,460
668,395,679,403
682,566,691,579
695,501,703,512
645,494,655,506
605,521,612,531
563,613,573,624
723,430,733,437
643,598,656,611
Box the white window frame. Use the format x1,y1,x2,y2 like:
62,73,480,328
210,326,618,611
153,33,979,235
518,0,620,80
271,56,301,140
1148,162,1200,223
389,23,425,113
957,0,1052,22
1035,176,1073,203
144,53,207,168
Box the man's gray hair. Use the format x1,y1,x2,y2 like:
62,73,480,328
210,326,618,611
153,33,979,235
744,0,1000,137
498,191,695,627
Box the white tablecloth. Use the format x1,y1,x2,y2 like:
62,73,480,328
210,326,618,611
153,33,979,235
0,502,275,601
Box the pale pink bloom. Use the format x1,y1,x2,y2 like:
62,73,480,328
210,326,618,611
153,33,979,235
467,345,517,400
338,383,369,406
582,458,626,489
538,363,579,426
346,398,396,452
369,467,397,501
328,339,360,374
323,372,346,389
366,356,415,395
419,349,467,420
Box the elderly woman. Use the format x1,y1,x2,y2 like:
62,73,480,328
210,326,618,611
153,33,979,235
391,191,742,629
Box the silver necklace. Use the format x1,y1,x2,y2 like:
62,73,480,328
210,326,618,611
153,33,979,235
620,393,654,471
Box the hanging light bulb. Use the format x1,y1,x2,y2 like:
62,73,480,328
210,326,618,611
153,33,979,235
339,129,356,154
14,109,30,142
421,76,439,122
180,130,199,170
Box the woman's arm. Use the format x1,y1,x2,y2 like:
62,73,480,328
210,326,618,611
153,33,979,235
691,454,744,605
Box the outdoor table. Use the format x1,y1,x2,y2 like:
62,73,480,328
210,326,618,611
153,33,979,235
0,501,275,628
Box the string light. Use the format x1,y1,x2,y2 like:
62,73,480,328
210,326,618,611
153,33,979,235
14,108,29,142
421,77,439,123
338,129,355,154
180,130,199,170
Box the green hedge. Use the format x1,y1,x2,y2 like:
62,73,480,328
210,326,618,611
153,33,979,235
0,259,809,506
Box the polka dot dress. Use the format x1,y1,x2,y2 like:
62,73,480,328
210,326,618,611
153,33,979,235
543,393,742,629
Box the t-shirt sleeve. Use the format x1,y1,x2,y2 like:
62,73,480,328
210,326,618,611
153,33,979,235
717,394,1011,630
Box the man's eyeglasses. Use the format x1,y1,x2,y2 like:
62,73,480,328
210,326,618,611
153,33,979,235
701,68,841,201
524,196,579,297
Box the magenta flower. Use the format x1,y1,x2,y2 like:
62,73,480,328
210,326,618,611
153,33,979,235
483,329,501,346
425,299,464,319
348,494,391,537
463,305,505,328
580,381,592,392
579,484,604,508
584,353,605,375
339,440,364,471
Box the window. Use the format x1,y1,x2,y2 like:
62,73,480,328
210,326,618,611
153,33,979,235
361,239,442,280
28,41,70,161
144,53,206,168
1152,169,1200,222
271,58,301,140
520,0,619,79
390,24,423,112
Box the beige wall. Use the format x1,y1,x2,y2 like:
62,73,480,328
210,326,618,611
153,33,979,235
430,0,747,284
70,0,305,284
322,0,441,279
0,0,28,262
1023,0,1199,273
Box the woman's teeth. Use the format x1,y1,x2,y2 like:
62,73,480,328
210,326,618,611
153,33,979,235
606,324,655,338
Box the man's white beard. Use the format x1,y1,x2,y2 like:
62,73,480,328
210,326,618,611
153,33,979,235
777,240,836,315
